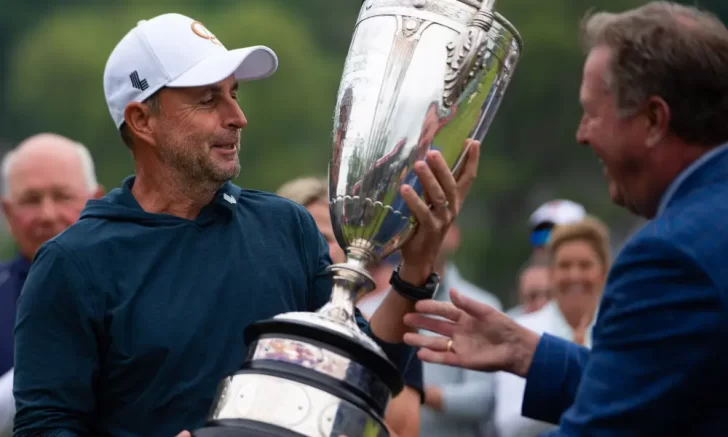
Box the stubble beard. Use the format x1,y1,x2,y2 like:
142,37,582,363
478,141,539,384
159,135,241,191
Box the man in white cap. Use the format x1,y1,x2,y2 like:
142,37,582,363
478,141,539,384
528,199,586,253
506,199,586,317
12,13,482,437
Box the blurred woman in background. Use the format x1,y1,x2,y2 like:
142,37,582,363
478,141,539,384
494,216,611,437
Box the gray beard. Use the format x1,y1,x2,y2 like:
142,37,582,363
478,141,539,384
158,142,240,187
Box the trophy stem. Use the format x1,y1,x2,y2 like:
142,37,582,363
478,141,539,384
317,256,376,329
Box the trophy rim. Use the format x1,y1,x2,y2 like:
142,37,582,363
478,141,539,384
493,11,524,51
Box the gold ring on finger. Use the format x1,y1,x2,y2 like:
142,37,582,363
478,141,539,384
446,339,453,353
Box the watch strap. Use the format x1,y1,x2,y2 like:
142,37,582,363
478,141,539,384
389,265,440,301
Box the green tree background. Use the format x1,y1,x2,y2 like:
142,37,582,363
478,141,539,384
1,0,725,307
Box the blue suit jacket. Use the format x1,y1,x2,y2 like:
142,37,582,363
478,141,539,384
521,144,728,436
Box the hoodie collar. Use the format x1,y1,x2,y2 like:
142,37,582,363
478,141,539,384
114,175,241,224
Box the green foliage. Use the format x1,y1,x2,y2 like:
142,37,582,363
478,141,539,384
6,1,343,193
3,0,728,302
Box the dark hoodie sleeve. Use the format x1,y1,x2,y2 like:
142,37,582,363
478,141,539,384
301,209,415,377
13,240,102,436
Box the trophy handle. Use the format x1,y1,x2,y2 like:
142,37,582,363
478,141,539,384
443,0,498,107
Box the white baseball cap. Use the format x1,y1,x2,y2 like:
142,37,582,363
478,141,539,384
103,13,278,128
528,199,586,247
529,199,586,228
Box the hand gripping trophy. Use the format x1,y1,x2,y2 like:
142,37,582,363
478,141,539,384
194,0,521,436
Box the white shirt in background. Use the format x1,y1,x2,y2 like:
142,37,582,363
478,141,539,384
0,368,14,437
494,301,596,437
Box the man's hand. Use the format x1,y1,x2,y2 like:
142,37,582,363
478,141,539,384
403,289,541,377
398,140,480,285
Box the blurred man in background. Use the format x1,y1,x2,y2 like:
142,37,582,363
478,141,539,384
528,199,586,258
276,176,422,437
508,199,585,317
0,133,102,436
418,222,503,437
507,260,551,318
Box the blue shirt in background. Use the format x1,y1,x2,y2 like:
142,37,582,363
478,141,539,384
0,255,30,375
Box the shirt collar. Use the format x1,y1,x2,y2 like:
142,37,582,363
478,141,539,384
657,142,728,216
211,181,241,215
546,300,598,348
121,175,241,220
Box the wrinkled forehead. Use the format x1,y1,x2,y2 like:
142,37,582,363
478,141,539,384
7,149,87,197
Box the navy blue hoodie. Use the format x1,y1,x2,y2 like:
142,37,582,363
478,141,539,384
13,176,413,437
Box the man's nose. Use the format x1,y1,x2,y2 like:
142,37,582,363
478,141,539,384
38,197,60,221
225,100,248,130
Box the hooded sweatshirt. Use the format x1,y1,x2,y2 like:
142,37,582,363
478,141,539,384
12,176,412,437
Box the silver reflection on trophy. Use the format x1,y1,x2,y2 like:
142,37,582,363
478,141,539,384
194,1,522,436
324,0,521,328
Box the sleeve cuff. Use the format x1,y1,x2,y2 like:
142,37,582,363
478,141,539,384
521,333,573,423
366,329,416,375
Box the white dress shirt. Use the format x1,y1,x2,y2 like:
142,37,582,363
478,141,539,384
0,368,14,437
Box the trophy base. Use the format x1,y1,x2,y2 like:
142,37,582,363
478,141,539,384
192,314,400,437
192,419,306,437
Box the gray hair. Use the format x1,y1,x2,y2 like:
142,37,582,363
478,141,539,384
1,140,99,198
580,1,728,146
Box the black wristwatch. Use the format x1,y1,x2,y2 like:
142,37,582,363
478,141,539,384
389,265,440,301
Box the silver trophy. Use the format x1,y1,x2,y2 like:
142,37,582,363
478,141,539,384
193,1,521,436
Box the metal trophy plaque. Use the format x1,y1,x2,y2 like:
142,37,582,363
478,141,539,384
193,0,521,436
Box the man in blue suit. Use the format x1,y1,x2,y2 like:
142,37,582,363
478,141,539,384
402,2,728,436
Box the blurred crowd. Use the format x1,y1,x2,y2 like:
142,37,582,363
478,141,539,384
0,133,614,437
5,1,721,434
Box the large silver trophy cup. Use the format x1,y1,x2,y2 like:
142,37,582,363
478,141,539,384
193,1,521,436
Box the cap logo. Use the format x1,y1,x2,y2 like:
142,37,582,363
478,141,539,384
191,21,222,46
129,71,149,91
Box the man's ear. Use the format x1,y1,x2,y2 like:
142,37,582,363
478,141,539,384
92,185,106,199
644,96,670,148
123,102,157,146
1,199,11,221
1,199,17,234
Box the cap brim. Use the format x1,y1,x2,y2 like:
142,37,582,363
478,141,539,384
166,45,278,88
